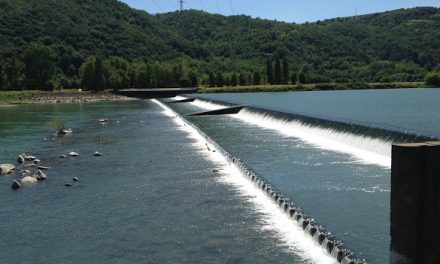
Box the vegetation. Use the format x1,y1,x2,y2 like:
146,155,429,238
0,0,439,91
425,72,440,86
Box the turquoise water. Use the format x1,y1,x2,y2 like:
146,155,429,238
195,88,440,139
0,101,312,264
2,88,438,264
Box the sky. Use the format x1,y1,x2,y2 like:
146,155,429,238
120,0,440,23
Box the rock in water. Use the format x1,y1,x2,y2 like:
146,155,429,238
33,159,41,164
73,177,79,181
69,152,79,157
17,154,25,163
21,176,37,184
37,166,51,170
0,164,15,175
60,155,67,158
36,170,47,181
65,183,73,187
94,151,102,157
24,155,36,161
12,180,21,190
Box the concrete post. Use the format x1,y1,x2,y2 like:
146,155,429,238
390,142,440,264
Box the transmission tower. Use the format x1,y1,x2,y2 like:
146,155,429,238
178,0,185,12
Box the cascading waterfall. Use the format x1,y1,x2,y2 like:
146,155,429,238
189,98,392,168
154,98,366,264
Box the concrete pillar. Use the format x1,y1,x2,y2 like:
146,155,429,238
390,142,440,264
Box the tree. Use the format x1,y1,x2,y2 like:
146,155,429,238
282,58,289,84
208,71,215,87
188,71,198,87
231,72,238,86
95,57,105,90
239,72,246,86
291,72,297,84
266,59,273,85
425,72,440,86
22,44,56,90
274,58,281,85
298,71,308,84
79,56,96,90
253,71,261,85
4,58,24,90
216,72,224,87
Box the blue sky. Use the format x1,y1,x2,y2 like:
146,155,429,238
121,0,440,23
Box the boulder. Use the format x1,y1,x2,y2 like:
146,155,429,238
36,170,47,181
69,152,79,157
24,155,36,161
12,180,21,190
73,177,79,181
20,170,30,177
0,164,15,175
17,154,25,163
33,159,41,164
93,151,102,157
21,176,37,184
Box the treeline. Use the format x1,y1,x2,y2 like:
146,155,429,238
0,43,199,91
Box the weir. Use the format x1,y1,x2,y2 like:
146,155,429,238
158,98,367,264
186,105,245,116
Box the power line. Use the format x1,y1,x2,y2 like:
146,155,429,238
199,0,205,11
215,0,222,13
151,0,164,13
167,0,177,9
229,0,234,15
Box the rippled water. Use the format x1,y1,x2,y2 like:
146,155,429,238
0,101,321,264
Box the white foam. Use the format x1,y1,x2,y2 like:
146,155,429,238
190,99,226,110
152,99,337,264
191,99,391,168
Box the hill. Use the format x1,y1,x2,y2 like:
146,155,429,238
0,0,439,90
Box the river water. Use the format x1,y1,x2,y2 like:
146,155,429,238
1,88,439,264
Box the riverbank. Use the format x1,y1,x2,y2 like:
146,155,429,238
0,90,136,105
197,81,430,93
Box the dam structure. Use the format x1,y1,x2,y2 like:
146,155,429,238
157,97,368,264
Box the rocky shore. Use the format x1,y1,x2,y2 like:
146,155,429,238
0,90,137,105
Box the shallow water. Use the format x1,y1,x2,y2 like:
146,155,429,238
0,101,322,264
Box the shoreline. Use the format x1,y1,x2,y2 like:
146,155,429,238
0,90,137,105
197,81,431,93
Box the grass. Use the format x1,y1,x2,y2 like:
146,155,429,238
197,82,429,93
0,90,41,104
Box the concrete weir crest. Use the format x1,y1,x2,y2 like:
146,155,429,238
154,98,366,264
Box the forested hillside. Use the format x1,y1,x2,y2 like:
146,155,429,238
0,0,439,90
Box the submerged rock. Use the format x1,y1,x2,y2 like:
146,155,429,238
65,183,73,187
20,170,30,177
98,119,109,123
60,155,67,158
0,164,15,175
212,169,220,173
21,176,37,184
57,128,72,135
69,152,79,157
93,151,102,157
12,180,21,190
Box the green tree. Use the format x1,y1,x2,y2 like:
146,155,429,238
425,72,440,86
208,71,215,87
253,71,261,85
239,72,246,86
274,58,281,85
298,70,308,84
4,58,24,90
291,72,297,84
230,72,238,86
79,56,96,90
282,58,289,84
188,71,198,87
266,59,273,85
22,44,56,90
216,72,224,87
